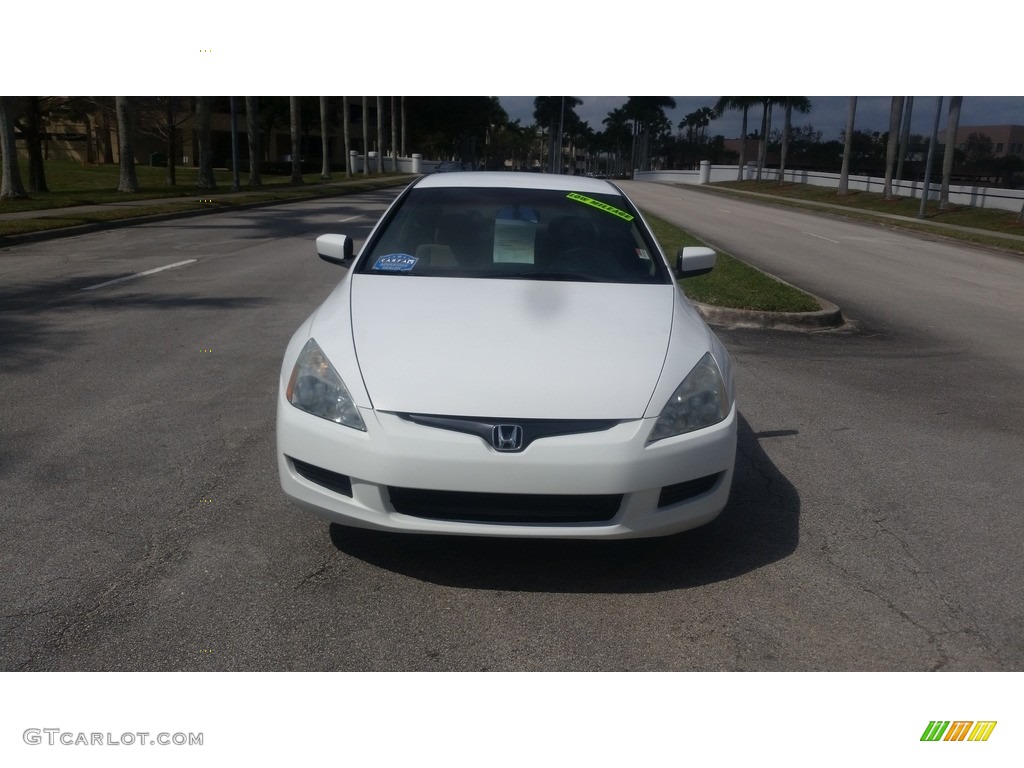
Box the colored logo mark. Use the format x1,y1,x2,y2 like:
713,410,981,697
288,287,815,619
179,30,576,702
921,721,997,742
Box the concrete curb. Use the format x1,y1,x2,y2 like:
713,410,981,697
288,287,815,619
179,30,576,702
682,240,845,331
693,293,844,331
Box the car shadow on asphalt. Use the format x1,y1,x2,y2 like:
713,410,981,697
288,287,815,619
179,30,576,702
0,276,272,373
329,413,800,593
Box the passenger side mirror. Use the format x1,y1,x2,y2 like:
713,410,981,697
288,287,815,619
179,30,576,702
676,246,716,278
317,234,354,266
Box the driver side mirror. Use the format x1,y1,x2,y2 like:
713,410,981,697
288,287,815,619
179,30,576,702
316,234,354,266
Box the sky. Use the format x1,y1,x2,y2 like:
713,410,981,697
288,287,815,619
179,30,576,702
497,96,1024,142
8,3,1021,115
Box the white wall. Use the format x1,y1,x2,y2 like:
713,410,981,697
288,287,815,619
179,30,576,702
635,166,1024,214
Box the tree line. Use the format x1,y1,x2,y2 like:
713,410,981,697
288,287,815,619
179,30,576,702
2,96,1020,202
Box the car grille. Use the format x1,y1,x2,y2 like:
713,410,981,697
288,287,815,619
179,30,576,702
290,457,353,497
387,487,622,524
657,473,723,508
394,413,619,453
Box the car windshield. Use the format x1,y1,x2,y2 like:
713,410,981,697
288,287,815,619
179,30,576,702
357,185,670,284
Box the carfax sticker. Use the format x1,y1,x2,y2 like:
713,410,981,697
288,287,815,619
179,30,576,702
566,192,634,221
373,254,418,272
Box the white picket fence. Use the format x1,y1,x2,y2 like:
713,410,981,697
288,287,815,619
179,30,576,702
635,163,1024,214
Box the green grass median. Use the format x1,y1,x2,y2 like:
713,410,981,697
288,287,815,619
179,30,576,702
643,211,821,313
0,160,415,238
699,180,1024,256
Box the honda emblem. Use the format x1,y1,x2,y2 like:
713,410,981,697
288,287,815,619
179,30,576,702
492,425,524,452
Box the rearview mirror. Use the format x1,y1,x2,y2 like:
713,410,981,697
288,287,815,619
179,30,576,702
676,246,716,278
317,234,354,266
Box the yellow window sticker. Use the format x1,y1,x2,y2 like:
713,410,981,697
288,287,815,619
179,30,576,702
566,192,634,221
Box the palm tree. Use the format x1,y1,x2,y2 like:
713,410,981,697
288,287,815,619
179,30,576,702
838,97,858,196
401,96,407,160
940,97,963,210
196,97,216,190
290,97,303,183
533,97,582,173
602,106,630,177
713,97,759,181
115,96,140,193
245,96,261,187
163,97,181,186
343,96,352,178
679,106,715,167
391,96,398,172
896,96,914,181
22,97,49,193
320,97,332,180
883,97,905,200
755,97,786,180
362,97,369,176
778,97,812,183
0,96,27,199
377,96,385,174
623,97,676,173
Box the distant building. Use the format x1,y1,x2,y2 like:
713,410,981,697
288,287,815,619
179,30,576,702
938,125,1024,159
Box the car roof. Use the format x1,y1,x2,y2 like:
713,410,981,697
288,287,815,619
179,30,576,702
415,171,622,195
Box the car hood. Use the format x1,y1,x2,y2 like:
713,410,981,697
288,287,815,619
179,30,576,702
346,275,705,420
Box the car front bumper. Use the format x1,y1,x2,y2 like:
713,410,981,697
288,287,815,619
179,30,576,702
276,399,737,540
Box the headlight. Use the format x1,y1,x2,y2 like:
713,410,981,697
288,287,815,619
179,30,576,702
285,339,366,430
648,352,729,442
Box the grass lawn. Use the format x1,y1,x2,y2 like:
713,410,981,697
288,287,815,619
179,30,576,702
702,180,1024,255
643,211,821,313
0,159,415,236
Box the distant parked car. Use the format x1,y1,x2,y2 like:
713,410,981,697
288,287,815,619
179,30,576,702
277,171,737,539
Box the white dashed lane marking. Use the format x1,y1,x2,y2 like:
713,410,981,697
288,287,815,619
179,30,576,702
80,259,198,291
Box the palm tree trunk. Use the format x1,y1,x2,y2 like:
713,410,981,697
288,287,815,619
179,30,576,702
0,96,28,199
391,96,398,172
343,96,352,178
737,106,748,181
362,97,369,176
756,101,768,181
883,97,905,200
115,96,140,193
896,96,913,181
839,97,857,196
290,97,303,184
165,98,177,186
25,97,49,193
376,96,385,174
320,97,331,180
101,104,114,164
779,102,792,184
196,97,216,190
245,96,261,186
940,97,963,210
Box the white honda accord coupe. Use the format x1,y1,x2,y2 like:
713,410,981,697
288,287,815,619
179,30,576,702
276,172,737,538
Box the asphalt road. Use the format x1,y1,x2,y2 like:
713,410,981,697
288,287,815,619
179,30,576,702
1,183,1021,671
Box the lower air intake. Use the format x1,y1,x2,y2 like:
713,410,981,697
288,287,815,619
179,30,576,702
657,473,722,508
290,457,353,497
387,487,622,524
